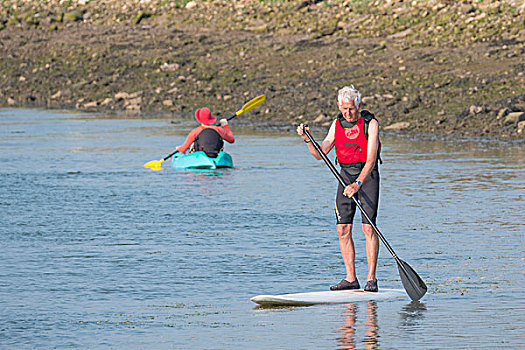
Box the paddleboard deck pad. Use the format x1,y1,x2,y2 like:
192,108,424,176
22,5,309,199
251,288,406,306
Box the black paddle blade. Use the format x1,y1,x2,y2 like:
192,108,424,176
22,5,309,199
397,259,427,301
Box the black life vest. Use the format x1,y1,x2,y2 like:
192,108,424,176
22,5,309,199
193,128,224,158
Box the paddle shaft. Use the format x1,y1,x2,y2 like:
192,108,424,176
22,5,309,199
212,113,238,125
302,127,400,262
221,109,249,123
220,94,266,123
161,150,179,162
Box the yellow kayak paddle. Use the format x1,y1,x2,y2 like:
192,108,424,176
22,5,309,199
144,94,266,170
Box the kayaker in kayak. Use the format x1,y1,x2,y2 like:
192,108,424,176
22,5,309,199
297,85,381,292
175,107,235,158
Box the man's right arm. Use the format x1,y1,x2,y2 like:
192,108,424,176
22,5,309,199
319,120,336,155
306,120,335,160
176,128,199,153
298,120,335,160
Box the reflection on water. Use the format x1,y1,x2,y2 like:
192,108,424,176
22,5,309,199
337,301,379,350
180,169,232,181
363,301,379,349
337,303,357,349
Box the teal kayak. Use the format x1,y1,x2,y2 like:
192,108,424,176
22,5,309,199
171,151,233,170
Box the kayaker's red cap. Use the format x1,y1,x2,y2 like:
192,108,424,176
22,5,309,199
195,107,217,125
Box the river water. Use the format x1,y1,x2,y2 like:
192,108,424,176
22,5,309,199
1,108,523,349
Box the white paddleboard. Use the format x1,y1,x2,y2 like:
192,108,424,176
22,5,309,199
251,288,406,306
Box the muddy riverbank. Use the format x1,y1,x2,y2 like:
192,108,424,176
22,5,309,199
1,0,524,139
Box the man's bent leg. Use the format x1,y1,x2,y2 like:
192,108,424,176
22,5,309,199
362,223,379,281
337,223,357,282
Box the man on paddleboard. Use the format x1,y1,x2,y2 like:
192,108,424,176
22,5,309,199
297,85,381,292
175,107,235,157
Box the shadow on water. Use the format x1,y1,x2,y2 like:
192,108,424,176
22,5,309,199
337,301,379,350
399,301,427,327
168,168,235,184
252,304,315,310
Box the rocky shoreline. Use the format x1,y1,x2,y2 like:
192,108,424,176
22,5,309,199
1,0,524,139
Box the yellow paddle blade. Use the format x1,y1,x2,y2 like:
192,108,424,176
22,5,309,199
143,159,165,170
236,94,266,116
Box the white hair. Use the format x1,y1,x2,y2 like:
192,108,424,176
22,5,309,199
338,85,361,106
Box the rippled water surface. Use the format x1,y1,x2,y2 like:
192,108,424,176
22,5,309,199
1,108,524,349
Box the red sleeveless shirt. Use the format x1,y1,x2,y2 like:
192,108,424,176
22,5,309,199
334,113,381,165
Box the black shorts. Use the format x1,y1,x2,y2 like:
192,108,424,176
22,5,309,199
335,166,380,225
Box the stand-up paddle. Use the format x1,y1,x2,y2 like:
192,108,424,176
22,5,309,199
302,125,427,301
144,94,266,170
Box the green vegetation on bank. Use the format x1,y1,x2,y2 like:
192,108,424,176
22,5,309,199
0,0,524,138
1,0,522,46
